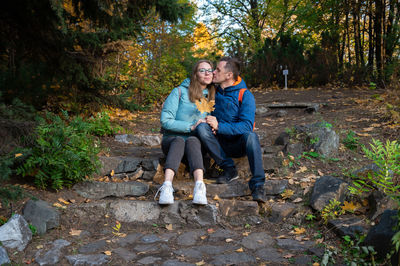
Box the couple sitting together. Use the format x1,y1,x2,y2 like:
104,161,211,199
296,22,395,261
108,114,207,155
158,57,266,205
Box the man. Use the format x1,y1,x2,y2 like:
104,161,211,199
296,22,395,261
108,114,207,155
195,57,266,202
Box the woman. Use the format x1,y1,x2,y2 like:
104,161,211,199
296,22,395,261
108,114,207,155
156,60,215,205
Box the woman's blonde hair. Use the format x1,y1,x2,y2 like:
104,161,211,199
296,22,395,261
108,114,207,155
189,60,215,102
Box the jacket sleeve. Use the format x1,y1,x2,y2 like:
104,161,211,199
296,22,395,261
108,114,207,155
160,87,193,133
217,90,255,135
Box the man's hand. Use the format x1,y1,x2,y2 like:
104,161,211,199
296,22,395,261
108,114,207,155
191,119,206,131
206,116,218,134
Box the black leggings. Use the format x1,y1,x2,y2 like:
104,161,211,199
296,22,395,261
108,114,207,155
161,136,205,175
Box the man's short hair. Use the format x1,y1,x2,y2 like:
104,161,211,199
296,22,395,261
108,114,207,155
220,57,241,81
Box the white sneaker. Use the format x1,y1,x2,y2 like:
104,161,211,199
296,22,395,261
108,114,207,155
155,183,174,205
193,182,207,205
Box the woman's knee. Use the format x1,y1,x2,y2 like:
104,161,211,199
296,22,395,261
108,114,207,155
186,136,201,146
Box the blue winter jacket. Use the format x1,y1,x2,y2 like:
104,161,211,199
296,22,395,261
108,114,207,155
212,76,255,137
160,78,209,139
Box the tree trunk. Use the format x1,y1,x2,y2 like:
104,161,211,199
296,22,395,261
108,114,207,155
375,0,383,83
367,0,374,71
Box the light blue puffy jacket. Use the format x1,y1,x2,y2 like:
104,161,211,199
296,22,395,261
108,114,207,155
160,78,209,139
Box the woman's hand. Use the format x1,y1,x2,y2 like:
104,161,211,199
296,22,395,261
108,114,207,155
191,119,206,131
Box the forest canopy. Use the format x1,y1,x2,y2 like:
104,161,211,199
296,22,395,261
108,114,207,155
0,0,399,111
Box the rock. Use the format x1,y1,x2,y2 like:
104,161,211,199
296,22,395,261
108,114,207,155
0,246,10,265
141,170,156,181
284,143,304,157
180,202,218,226
211,252,256,265
141,159,160,171
113,247,137,262
116,233,142,247
262,145,284,156
276,110,288,117
78,240,107,253
368,190,398,220
310,176,348,211
136,256,162,265
174,181,249,198
173,248,202,259
218,199,259,217
65,254,110,266
328,217,368,238
276,238,314,251
162,260,195,266
176,230,204,246
197,245,232,255
23,199,60,235
364,210,399,264
265,179,288,195
352,163,394,178
35,239,70,266
115,134,161,146
133,244,159,253
255,105,270,115
269,202,296,222
207,229,238,242
98,156,141,176
295,122,339,157
241,232,275,250
295,255,313,265
110,200,160,222
262,156,282,171
141,234,162,243
0,214,32,251
74,181,149,199
255,247,286,263
274,132,290,146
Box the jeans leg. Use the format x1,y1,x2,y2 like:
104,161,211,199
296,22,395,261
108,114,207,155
195,123,234,169
241,132,265,191
161,136,185,174
185,136,205,174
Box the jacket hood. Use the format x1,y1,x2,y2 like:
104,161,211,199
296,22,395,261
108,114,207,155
179,78,190,89
218,76,247,92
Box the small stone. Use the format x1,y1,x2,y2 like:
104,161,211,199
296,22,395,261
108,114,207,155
137,256,161,265
218,200,259,217
113,247,136,262
0,246,10,265
141,234,161,243
241,232,275,250
65,254,109,265
0,214,32,251
110,200,160,223
276,238,314,251
162,260,195,266
78,240,107,253
211,252,256,265
35,239,70,266
74,181,149,199
177,230,204,246
255,247,286,263
173,248,202,259
23,199,60,235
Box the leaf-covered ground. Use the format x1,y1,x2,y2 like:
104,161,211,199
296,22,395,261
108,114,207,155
2,86,399,265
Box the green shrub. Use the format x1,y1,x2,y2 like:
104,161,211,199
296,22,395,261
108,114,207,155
17,111,101,190
342,130,359,150
0,152,25,207
87,112,120,136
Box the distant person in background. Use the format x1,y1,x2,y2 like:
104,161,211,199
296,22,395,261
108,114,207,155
157,60,215,205
195,57,266,202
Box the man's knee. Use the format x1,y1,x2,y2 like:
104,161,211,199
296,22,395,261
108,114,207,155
195,122,213,137
244,132,260,148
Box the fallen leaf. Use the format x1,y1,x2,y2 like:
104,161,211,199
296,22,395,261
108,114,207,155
362,127,374,132
69,229,82,236
283,253,295,258
317,170,324,176
68,199,76,204
195,260,206,266
188,194,193,200
213,195,221,201
370,123,381,127
242,232,250,236
288,178,294,185
15,153,23,158
58,198,70,205
36,245,43,249
341,201,361,213
225,238,233,243
200,235,207,240
313,263,320,266
356,132,371,137
84,199,91,203
296,166,307,173
195,98,215,114
293,227,306,235
235,247,244,252
165,224,173,231
104,251,112,256
281,189,294,199
276,235,287,239
53,203,66,209
207,228,215,234
315,238,324,244
110,170,115,176
292,198,303,203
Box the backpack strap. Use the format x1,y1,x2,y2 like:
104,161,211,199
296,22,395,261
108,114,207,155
238,88,255,131
238,88,246,104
